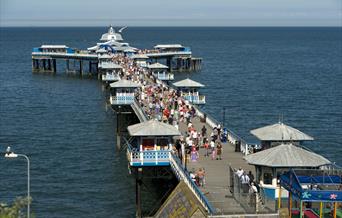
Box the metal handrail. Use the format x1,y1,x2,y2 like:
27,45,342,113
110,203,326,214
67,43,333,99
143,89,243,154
192,105,251,155
170,154,216,215
131,99,148,122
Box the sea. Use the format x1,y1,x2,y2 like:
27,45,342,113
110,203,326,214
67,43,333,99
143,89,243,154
0,27,341,217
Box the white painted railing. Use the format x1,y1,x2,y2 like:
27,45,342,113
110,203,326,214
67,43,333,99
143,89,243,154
110,95,134,105
102,73,120,81
193,105,251,155
154,72,174,81
183,95,206,104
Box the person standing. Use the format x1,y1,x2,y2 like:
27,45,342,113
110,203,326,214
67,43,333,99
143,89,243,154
248,171,255,184
241,172,250,194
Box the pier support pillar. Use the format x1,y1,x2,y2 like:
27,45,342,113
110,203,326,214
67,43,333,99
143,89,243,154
66,59,70,73
52,59,57,73
42,59,46,71
136,168,142,218
116,113,122,149
88,61,92,74
79,60,83,76
166,57,172,72
47,59,51,71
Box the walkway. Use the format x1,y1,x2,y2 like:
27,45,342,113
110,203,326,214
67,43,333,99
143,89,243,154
179,116,255,214
110,52,256,214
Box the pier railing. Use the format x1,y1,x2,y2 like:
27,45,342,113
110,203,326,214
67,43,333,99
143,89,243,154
183,95,206,105
131,99,148,122
170,153,216,215
127,144,171,166
32,52,97,59
102,73,120,81
110,95,135,105
153,72,175,81
193,105,251,155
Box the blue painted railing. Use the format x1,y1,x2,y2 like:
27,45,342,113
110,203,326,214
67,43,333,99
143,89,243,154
127,144,171,166
169,154,216,215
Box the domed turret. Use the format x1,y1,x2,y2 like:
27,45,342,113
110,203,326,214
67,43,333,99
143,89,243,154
100,25,123,42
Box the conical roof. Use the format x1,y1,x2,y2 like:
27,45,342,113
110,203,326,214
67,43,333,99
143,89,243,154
128,120,181,136
109,80,141,88
148,63,169,69
250,122,314,141
173,78,205,88
245,143,330,168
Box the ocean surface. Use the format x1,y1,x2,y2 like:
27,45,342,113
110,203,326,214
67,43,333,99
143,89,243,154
0,27,341,217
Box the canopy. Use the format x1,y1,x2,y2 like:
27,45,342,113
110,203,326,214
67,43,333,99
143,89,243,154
280,169,342,202
245,143,330,168
148,63,169,69
173,78,205,88
154,44,183,49
41,45,68,49
128,120,181,136
131,54,149,59
250,122,314,141
99,62,122,69
110,80,141,88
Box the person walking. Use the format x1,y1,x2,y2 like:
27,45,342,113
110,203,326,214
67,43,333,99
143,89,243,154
210,140,216,160
204,139,209,157
216,142,222,160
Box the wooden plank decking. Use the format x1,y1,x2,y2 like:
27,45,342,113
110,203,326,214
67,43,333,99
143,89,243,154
179,116,255,214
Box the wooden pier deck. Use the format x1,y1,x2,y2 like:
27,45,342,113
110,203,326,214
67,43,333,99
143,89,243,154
31,36,264,216
179,116,255,214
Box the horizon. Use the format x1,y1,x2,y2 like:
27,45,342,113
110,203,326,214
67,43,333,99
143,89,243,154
1,0,341,27
1,25,342,28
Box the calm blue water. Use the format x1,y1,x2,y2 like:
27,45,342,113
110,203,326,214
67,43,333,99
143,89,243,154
0,27,341,217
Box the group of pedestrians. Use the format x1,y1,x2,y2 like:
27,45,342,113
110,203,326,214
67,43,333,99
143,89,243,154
190,168,206,187
235,168,258,197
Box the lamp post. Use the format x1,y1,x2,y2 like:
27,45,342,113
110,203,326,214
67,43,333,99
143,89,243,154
222,106,227,128
4,147,30,218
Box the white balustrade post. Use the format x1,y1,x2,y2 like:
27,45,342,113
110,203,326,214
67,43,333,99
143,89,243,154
154,144,158,164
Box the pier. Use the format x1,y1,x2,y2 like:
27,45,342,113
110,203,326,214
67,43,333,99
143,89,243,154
31,27,341,218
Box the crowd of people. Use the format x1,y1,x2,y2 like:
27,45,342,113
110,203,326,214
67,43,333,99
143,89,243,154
107,52,231,188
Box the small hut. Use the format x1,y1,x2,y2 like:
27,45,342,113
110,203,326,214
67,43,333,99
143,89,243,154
148,63,174,81
245,143,331,199
127,120,181,166
98,55,122,82
250,122,314,150
173,78,206,104
109,80,141,105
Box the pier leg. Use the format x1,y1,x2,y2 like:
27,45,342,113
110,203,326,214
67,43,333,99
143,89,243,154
136,168,142,218
47,59,51,71
42,59,46,71
116,113,121,150
166,57,172,72
32,59,36,71
79,60,83,76
52,59,57,73
66,59,70,73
